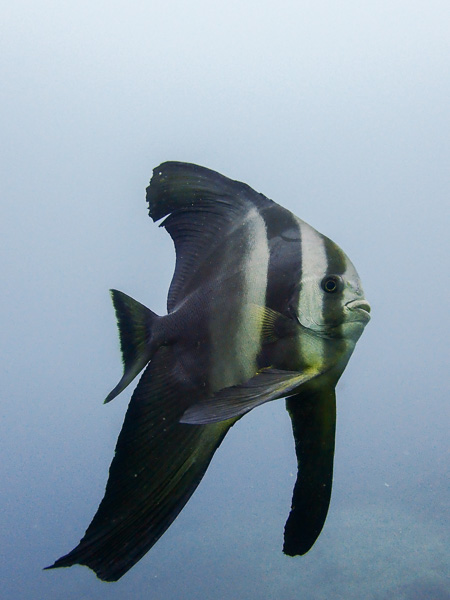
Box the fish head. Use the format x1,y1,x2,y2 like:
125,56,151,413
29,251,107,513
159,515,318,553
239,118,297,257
294,221,371,344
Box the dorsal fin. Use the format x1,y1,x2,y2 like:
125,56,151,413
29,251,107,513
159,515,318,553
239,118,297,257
104,290,159,403
147,162,267,221
146,162,274,312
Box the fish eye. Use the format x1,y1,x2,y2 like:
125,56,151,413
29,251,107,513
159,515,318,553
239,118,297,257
321,275,343,294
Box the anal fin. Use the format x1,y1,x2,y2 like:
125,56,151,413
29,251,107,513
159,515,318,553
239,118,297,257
46,346,237,581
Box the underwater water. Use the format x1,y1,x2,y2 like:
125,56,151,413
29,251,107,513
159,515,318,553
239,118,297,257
1,1,449,599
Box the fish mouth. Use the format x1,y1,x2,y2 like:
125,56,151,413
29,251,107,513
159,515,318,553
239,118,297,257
345,299,371,322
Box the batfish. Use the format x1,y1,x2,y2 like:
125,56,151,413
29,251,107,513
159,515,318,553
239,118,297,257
46,162,371,581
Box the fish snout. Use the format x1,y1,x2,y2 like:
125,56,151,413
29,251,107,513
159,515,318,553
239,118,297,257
344,299,371,322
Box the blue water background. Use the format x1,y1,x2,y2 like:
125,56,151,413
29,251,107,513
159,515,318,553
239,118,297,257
1,2,449,598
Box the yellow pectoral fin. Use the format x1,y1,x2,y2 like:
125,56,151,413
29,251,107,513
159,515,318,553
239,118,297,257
248,303,297,344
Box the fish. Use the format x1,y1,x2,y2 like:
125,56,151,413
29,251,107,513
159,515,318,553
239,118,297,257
45,161,371,581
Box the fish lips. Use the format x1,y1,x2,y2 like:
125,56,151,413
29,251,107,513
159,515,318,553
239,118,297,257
344,299,371,323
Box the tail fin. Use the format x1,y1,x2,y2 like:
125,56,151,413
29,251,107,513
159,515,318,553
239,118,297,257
104,290,159,403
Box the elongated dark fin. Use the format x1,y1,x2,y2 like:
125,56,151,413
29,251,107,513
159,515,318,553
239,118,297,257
147,161,270,222
181,368,321,424
104,290,159,403
146,162,275,312
45,346,237,581
283,387,336,556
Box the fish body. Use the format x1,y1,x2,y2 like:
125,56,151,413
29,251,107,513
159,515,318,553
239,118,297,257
46,162,370,580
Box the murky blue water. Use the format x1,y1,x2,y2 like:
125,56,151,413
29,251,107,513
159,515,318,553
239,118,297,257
2,267,448,599
2,2,449,598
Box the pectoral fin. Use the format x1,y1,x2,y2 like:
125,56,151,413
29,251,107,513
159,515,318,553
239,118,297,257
283,387,336,556
180,368,320,425
248,304,297,344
